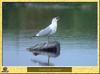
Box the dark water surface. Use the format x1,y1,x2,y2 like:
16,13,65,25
3,3,97,66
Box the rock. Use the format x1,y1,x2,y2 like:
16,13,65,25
27,41,60,57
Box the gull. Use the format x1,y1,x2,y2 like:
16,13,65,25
32,17,59,65
32,16,60,48
35,17,59,40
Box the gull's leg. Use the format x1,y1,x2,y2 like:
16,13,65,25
47,36,50,46
48,36,49,43
47,35,49,43
37,36,39,40
48,56,50,66
47,36,50,65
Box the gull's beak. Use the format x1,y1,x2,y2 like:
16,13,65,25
56,16,60,21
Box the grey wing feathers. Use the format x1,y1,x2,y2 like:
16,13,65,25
37,27,52,36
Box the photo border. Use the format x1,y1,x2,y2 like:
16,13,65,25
0,0,99,73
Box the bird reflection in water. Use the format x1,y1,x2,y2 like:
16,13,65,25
31,59,54,66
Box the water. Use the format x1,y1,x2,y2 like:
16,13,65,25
3,3,97,66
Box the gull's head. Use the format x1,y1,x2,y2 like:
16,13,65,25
52,16,60,22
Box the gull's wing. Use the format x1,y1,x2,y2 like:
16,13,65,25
36,26,52,36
